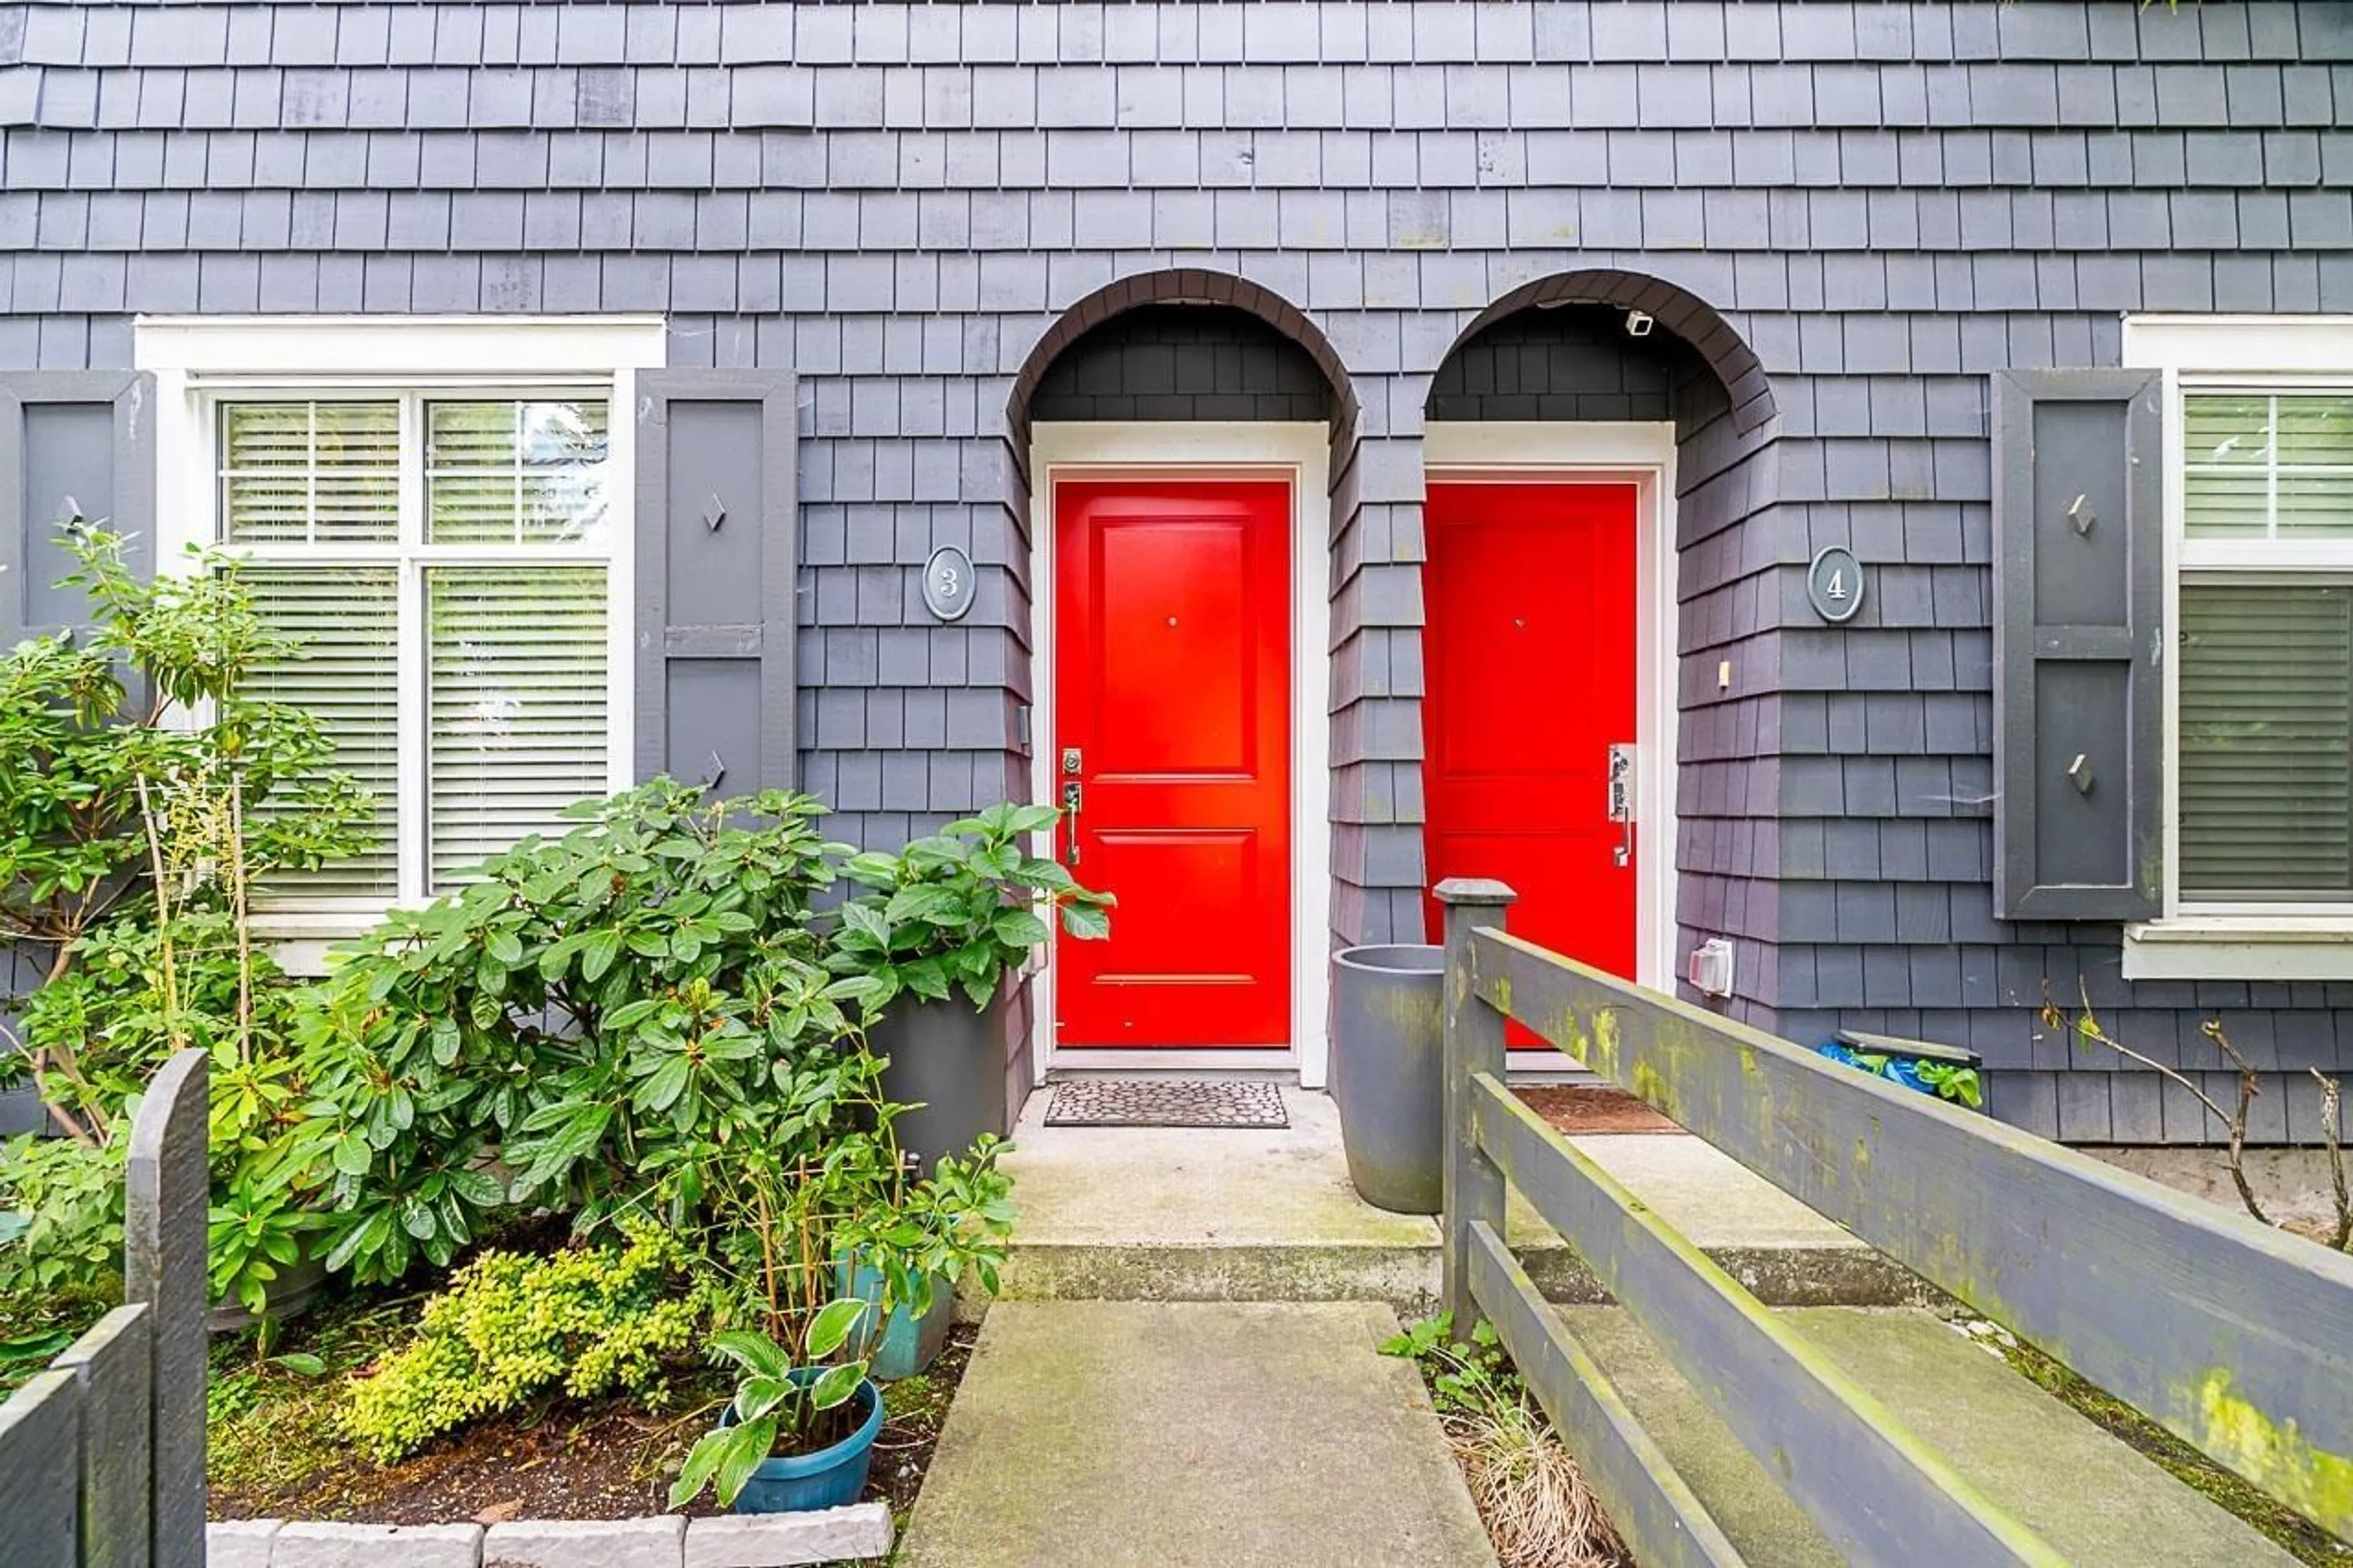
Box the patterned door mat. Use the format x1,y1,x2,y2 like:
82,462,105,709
1045,1079,1289,1129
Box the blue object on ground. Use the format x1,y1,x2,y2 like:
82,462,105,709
720,1371,885,1514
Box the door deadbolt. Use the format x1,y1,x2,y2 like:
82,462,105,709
1062,747,1083,776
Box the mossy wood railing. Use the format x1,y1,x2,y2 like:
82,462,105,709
1434,881,2353,1566
0,1050,208,1568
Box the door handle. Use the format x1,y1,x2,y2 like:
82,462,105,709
1606,743,1637,869
1061,780,1083,867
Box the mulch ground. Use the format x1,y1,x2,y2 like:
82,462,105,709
208,1325,976,1528
1517,1084,1684,1136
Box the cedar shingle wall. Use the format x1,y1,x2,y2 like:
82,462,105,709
6,1,2353,1139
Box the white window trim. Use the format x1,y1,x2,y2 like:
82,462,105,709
1026,423,1333,1088
135,316,667,949
1422,421,1683,1001
2122,314,2353,980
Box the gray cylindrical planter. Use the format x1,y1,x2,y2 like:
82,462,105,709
871,992,1009,1177
1330,944,1446,1215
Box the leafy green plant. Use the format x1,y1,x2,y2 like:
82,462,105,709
827,802,1112,1015
291,781,863,1284
830,1134,1017,1327
1383,1314,1626,1568
1,522,368,1315
2,524,366,1139
343,1216,718,1463
667,1301,873,1510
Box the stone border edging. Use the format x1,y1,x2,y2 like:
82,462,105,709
206,1505,893,1568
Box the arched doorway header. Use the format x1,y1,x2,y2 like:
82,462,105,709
1007,268,1361,446
1447,269,1778,436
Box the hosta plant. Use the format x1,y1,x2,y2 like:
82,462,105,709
667,1302,874,1510
827,801,1113,1016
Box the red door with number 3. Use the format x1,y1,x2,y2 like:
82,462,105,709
1424,483,1639,1044
1054,480,1292,1049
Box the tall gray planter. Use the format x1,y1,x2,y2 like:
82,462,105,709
1330,944,1447,1214
871,992,1009,1177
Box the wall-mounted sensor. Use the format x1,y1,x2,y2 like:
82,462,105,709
1624,309,1654,338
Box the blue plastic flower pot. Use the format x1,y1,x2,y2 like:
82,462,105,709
834,1260,955,1381
715,1371,885,1515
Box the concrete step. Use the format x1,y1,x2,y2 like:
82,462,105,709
899,1300,1496,1568
1556,1305,2300,1567
995,1086,1925,1314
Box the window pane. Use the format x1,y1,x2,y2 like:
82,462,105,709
426,400,610,545
221,401,400,544
426,566,610,888
2180,581,2353,901
2184,393,2353,542
242,567,401,898
2183,395,2270,467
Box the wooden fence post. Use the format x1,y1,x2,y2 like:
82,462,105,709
1437,879,1514,1335
123,1049,207,1568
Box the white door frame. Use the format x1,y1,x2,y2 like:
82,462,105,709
1026,422,1336,1086
1422,422,1683,995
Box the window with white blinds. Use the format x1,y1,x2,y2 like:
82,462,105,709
2178,391,2353,906
215,391,620,912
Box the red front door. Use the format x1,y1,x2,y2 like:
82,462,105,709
1423,483,1639,1042
1055,480,1292,1048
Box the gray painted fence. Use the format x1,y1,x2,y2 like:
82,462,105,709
0,1049,208,1568
1433,879,2353,1563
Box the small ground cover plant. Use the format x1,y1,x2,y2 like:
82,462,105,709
345,1216,718,1463
1383,1314,1627,1568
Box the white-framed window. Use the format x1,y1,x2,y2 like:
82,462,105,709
2124,316,2353,979
137,317,667,933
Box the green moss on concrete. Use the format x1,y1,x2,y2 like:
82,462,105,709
1997,1340,2349,1566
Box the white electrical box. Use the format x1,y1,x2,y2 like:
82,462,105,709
1687,938,1735,999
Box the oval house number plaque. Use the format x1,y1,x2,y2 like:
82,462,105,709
923,546,976,622
1806,545,1865,624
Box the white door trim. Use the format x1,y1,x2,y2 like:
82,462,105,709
1422,421,1682,995
1026,422,1336,1087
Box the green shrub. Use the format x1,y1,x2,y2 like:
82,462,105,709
343,1217,716,1463
827,801,1112,1016
294,780,864,1284
0,523,368,1314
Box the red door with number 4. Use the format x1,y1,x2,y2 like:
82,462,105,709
1054,480,1292,1049
1424,483,1639,1044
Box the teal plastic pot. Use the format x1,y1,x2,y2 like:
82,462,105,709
715,1370,885,1515
835,1260,955,1381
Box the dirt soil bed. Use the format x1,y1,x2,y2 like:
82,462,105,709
1518,1084,1683,1136
209,1324,976,1530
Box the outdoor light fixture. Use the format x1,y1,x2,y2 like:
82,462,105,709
1624,309,1655,338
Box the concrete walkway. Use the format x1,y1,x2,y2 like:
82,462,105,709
899,1300,1496,1567
995,1085,1921,1312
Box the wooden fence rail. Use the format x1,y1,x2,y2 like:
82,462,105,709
0,1050,208,1568
1434,880,2353,1566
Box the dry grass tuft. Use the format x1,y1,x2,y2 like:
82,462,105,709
1443,1399,1628,1568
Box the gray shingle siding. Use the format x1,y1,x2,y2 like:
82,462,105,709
6,1,2353,1140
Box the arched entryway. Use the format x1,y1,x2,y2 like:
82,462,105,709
1420,273,1779,1028
1004,271,1359,1085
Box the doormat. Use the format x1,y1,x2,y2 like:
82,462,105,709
1517,1084,1684,1136
1045,1080,1289,1129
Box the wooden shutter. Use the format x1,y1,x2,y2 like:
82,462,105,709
0,371,156,645
1,373,155,1136
1992,368,2164,920
633,371,799,795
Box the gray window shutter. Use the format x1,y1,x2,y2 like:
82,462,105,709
1992,368,2164,920
633,371,799,795
1,371,156,645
